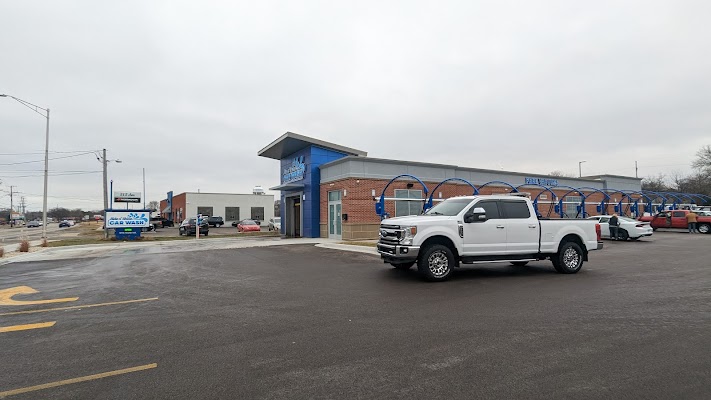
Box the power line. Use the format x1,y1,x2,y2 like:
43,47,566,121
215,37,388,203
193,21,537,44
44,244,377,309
0,151,96,166
0,150,99,156
0,171,102,178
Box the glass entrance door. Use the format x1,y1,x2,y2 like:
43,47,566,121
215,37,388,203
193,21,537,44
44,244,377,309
328,191,342,239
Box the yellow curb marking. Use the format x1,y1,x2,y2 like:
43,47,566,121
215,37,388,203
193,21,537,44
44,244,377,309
0,286,78,306
0,321,56,333
0,297,159,317
0,363,158,398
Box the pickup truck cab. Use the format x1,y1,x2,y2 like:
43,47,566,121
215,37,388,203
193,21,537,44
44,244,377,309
639,210,711,234
377,195,603,281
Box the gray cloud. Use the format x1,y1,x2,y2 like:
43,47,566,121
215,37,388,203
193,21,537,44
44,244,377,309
1,0,710,210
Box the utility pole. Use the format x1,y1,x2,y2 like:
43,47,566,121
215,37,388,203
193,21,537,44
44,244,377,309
20,196,26,214
41,108,49,239
142,167,146,209
102,148,108,238
9,185,14,227
635,161,638,178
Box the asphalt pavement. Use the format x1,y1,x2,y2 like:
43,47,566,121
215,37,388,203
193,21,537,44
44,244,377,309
0,232,709,399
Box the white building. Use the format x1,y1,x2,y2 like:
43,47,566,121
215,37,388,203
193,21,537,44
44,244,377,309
161,192,275,226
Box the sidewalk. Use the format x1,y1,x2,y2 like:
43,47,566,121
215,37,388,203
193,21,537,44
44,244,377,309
0,237,340,265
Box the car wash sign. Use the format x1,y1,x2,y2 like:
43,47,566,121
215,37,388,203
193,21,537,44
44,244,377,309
114,191,141,203
525,177,559,187
105,211,150,227
282,156,306,184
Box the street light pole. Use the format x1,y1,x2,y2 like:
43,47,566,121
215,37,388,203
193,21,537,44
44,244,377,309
579,160,587,178
103,149,109,238
0,94,50,239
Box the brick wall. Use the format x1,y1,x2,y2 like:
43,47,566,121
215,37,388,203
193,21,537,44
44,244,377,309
320,178,649,239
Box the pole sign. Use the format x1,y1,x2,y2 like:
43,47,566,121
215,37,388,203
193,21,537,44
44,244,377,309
105,211,150,228
113,191,142,203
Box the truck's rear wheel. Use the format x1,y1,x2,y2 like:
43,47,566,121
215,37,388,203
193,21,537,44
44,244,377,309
698,223,710,234
552,241,584,274
392,262,415,270
417,244,455,282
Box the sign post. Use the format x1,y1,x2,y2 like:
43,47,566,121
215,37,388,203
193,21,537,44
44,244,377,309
196,214,202,239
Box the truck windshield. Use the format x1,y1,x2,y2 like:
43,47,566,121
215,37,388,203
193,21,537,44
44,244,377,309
424,198,473,216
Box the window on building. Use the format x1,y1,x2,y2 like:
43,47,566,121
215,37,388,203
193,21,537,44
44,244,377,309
197,206,213,217
225,207,240,221
251,207,265,222
501,201,530,219
564,196,582,218
395,189,423,217
328,191,342,201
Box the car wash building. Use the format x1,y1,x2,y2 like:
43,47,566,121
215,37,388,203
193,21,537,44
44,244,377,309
259,132,657,240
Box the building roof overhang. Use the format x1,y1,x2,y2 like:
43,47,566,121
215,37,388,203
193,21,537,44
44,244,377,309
269,182,305,191
258,132,367,160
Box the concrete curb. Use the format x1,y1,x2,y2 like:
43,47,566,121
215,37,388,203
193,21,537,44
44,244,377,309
315,243,379,256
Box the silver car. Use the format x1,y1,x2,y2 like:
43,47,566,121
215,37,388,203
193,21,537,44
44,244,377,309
268,217,281,232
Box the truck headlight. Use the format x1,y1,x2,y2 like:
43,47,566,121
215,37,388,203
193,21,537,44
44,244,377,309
401,226,417,245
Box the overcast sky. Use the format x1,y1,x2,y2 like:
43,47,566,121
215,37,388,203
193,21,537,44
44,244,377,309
1,1,710,211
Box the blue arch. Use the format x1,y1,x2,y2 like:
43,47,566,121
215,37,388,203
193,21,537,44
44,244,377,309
578,187,611,217
691,193,711,204
549,186,587,218
375,174,429,219
424,178,478,212
516,184,561,217
641,190,671,213
478,181,519,193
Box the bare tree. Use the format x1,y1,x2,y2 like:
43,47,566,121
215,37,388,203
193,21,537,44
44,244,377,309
549,170,574,178
148,200,160,211
692,145,711,173
642,174,670,192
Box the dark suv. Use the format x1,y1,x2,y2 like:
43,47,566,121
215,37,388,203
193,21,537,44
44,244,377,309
207,216,224,227
179,218,209,236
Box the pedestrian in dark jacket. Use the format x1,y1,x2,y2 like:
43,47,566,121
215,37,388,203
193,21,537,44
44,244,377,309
609,213,620,240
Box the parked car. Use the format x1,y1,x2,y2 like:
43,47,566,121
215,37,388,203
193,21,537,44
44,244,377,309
377,195,603,281
586,215,653,240
58,220,75,228
207,216,224,227
27,220,41,228
268,217,281,231
639,210,711,234
150,216,164,229
179,218,209,236
237,219,261,232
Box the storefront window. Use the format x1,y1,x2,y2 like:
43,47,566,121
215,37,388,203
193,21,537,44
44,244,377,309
564,196,581,218
395,189,423,217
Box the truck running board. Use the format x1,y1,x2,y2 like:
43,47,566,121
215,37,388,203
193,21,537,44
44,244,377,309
460,255,544,264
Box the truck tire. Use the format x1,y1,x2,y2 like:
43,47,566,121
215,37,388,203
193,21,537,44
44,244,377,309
417,244,455,282
552,241,584,274
510,261,529,267
698,223,710,234
392,262,415,270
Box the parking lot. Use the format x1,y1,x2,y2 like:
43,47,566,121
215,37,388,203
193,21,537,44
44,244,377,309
0,231,709,399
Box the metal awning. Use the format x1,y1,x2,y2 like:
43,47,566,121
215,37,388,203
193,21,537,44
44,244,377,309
269,183,305,191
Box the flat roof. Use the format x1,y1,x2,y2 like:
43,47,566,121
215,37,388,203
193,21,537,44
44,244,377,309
319,156,638,183
258,132,367,160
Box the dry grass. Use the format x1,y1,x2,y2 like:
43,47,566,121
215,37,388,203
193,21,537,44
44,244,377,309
19,240,30,252
0,247,4,258
41,238,49,247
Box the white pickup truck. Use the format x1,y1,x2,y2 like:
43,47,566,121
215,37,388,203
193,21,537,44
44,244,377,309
377,195,603,281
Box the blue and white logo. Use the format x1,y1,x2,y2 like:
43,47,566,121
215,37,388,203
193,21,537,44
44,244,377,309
282,156,306,184
106,212,150,227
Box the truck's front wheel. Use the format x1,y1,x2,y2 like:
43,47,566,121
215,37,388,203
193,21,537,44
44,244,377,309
417,244,455,282
552,241,584,274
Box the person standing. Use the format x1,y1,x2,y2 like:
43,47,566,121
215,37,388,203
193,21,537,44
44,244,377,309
609,213,620,240
686,211,698,233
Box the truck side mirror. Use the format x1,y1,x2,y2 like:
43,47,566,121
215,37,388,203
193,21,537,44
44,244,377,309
465,207,487,223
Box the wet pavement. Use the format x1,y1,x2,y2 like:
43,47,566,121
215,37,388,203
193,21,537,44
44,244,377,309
0,232,709,399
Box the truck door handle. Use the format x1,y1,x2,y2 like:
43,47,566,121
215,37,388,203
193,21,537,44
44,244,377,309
529,225,537,229
496,225,505,229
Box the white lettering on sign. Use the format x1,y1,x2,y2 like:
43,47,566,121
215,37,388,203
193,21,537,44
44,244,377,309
105,212,150,228
282,156,306,184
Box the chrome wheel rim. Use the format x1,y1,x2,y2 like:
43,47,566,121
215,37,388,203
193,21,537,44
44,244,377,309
428,251,450,277
700,224,709,234
563,247,580,269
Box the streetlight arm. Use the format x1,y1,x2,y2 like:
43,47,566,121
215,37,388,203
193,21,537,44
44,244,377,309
0,94,49,118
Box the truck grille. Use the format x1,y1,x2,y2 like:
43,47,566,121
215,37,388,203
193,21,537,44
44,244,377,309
379,224,402,244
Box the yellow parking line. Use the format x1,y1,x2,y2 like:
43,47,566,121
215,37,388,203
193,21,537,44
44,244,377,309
0,298,158,317
0,321,56,333
0,363,158,398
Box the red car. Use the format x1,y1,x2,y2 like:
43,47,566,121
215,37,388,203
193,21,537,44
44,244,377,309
237,219,261,232
638,210,711,234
